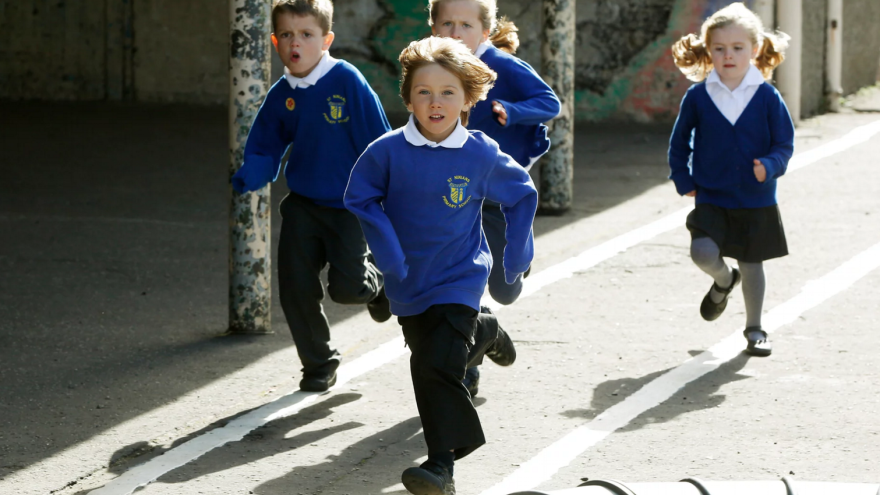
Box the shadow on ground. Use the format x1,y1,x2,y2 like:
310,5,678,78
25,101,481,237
0,102,672,478
561,353,751,430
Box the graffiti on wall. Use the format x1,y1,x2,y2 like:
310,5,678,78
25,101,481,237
574,0,760,121
331,0,757,122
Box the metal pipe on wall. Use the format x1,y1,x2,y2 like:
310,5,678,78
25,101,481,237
539,0,575,214
775,0,802,124
228,0,273,334
825,0,843,112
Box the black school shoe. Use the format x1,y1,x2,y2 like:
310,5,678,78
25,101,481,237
299,369,337,392
485,326,516,366
367,286,392,323
401,465,456,495
700,267,741,321
744,327,772,357
462,366,480,397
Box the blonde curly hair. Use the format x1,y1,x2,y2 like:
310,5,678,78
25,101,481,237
671,2,789,81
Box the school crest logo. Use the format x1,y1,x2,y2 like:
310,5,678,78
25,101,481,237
443,176,472,208
285,98,295,111
324,95,350,124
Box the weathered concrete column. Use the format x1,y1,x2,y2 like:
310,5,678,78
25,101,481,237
228,0,273,334
539,0,575,214
775,0,802,124
825,0,843,112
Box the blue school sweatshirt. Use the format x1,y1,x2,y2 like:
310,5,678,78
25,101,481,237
231,60,391,208
470,45,561,169
344,119,538,317
668,82,795,209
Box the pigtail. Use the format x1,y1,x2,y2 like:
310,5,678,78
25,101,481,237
671,33,712,82
490,16,519,54
754,30,790,79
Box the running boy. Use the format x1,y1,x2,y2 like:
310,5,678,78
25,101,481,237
231,0,392,391
344,37,537,495
429,0,560,396
668,2,793,356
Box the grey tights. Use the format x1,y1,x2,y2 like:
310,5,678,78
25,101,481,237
690,237,765,328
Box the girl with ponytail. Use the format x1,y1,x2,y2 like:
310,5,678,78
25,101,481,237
428,0,560,398
668,2,794,358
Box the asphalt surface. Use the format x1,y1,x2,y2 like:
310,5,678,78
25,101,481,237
1,88,879,495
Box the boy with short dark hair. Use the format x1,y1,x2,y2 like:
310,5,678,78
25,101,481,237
232,0,392,392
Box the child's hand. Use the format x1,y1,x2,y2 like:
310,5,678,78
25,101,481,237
684,190,696,197
753,159,767,182
492,101,508,126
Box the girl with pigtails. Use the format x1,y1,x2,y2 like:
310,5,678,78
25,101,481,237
428,0,561,397
668,2,794,357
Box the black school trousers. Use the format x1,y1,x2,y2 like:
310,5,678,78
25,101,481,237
278,192,383,375
399,303,502,460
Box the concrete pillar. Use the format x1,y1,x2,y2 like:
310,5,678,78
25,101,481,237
228,0,273,334
825,0,843,112
775,0,802,124
539,0,575,214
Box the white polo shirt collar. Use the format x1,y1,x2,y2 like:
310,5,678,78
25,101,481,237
474,41,493,58
284,51,338,89
403,114,469,149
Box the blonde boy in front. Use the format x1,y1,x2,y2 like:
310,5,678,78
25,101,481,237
345,37,537,495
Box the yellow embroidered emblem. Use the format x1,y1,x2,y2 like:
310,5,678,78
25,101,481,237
285,98,295,111
443,176,472,208
324,95,350,124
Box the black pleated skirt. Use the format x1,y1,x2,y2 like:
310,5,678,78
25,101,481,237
686,203,789,262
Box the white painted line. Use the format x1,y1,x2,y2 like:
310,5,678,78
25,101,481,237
87,338,408,495
484,207,691,312
788,119,880,173
479,241,880,495
11,117,875,495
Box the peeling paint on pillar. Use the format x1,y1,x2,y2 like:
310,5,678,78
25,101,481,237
229,0,272,334
539,0,575,213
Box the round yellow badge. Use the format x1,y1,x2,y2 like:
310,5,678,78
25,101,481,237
285,98,295,111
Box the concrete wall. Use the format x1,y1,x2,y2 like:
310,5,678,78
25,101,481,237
0,0,110,100
800,0,828,118
842,0,880,95
2,0,879,121
134,0,228,104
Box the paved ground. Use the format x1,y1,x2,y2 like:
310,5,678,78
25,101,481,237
1,87,879,495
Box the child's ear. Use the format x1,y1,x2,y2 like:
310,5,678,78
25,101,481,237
406,102,413,113
322,31,335,51
271,34,279,51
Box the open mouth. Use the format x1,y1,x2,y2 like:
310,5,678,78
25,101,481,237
291,52,301,62
429,114,444,123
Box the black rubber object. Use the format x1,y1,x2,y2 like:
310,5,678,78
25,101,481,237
576,478,638,495
681,477,712,495
782,476,798,495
